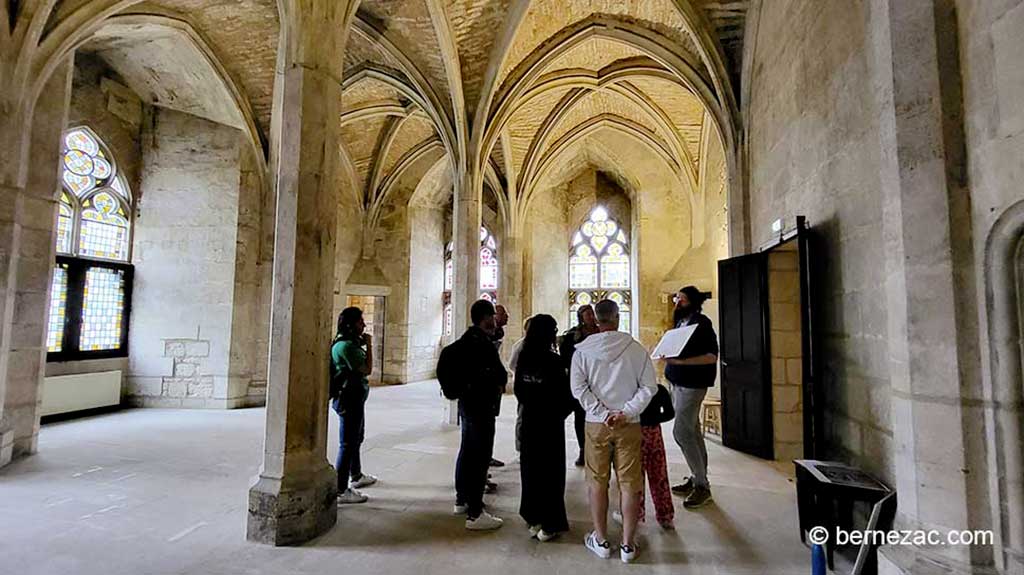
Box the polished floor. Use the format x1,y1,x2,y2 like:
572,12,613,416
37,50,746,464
1,381,809,574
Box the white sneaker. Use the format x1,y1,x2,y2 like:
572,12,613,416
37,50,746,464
528,524,542,538
611,510,623,525
585,531,612,559
337,488,368,504
620,543,639,563
466,511,504,531
454,503,468,515
350,474,377,489
537,529,560,542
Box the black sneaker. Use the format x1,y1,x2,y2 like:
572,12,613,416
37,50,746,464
485,480,497,494
489,458,505,467
574,454,585,467
671,478,694,497
684,486,713,509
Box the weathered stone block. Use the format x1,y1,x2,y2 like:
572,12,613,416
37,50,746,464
772,330,801,359
770,302,801,332
771,357,786,384
185,340,211,358
247,467,337,546
187,377,214,398
786,358,803,385
164,341,186,358
773,384,802,414
163,378,187,397
173,360,198,378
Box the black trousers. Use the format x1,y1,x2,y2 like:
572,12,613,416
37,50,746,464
455,404,496,518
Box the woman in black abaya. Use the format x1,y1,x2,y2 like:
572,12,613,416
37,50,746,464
515,314,574,541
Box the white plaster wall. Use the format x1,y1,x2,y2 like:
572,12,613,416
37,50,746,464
126,108,246,407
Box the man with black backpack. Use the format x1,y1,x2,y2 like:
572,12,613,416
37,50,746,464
436,299,508,530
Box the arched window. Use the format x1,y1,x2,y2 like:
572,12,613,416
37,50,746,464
569,206,631,332
46,127,134,358
58,127,132,260
479,225,498,303
443,241,453,336
441,227,499,336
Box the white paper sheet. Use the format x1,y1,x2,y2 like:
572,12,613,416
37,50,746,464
650,324,698,359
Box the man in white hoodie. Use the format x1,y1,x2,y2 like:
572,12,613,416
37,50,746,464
570,299,657,563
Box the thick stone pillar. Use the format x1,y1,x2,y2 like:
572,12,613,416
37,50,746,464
443,170,482,425
869,0,985,572
0,57,73,467
246,1,350,546
451,169,481,332
500,232,525,353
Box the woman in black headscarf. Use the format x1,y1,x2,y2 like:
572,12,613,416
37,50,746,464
515,314,574,541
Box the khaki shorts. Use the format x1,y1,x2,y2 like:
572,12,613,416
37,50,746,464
585,422,644,494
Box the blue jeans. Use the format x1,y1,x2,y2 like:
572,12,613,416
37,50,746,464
333,396,366,491
454,403,495,519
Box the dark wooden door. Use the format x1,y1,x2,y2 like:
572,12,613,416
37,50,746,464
718,252,773,459
797,228,824,459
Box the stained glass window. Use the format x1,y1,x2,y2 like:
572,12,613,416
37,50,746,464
79,192,129,260
479,226,498,302
55,126,132,262
568,206,632,333
46,266,69,352
443,242,453,336
80,267,126,351
47,126,134,361
56,194,74,254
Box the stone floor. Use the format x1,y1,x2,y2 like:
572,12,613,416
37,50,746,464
0,381,809,574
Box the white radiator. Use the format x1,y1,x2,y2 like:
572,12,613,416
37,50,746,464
41,370,122,416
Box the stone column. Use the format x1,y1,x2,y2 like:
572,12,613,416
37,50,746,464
443,169,481,425
246,1,351,546
451,169,481,332
0,57,73,467
500,231,525,354
870,0,985,572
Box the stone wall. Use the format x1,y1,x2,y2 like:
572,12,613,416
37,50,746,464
126,108,258,408
406,206,445,381
767,245,803,462
525,179,569,324
958,1,1024,571
67,54,143,193
524,162,699,351
744,0,893,482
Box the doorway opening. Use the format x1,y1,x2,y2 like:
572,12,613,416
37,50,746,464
345,295,386,386
717,217,822,461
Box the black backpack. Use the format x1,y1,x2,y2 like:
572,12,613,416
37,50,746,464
436,338,467,400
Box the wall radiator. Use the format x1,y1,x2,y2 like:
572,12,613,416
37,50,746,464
41,371,122,416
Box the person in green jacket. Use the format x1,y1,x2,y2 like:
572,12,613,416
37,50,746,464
331,307,377,504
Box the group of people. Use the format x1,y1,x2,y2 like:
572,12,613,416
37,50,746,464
326,285,719,565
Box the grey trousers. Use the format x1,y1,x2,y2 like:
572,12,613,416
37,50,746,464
671,386,709,488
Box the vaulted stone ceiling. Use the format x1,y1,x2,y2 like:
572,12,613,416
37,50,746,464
337,0,746,237
30,0,746,232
